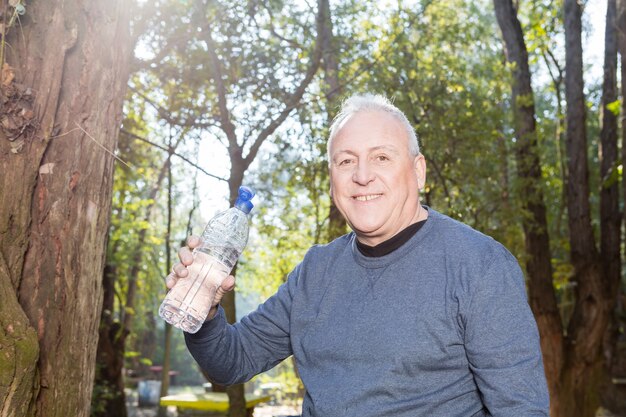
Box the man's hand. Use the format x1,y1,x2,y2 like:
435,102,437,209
166,235,236,320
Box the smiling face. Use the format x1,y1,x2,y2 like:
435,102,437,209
329,110,427,246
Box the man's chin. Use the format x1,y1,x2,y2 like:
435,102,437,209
352,227,385,245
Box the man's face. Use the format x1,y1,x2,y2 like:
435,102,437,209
329,110,426,246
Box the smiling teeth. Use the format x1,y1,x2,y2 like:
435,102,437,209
355,194,381,201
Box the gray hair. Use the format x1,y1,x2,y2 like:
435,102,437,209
327,93,420,162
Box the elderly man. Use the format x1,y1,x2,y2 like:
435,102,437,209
168,94,550,416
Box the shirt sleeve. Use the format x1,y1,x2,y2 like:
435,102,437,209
184,264,300,386
461,247,550,416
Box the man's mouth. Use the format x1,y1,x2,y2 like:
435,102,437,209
353,194,382,202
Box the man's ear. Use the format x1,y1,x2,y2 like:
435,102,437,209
414,153,426,191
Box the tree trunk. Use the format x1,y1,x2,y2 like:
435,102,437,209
319,0,347,242
0,1,132,416
94,144,178,415
600,0,621,312
92,265,127,417
157,144,176,417
613,0,626,411
492,2,564,415
599,5,622,409
563,0,613,415
190,0,324,412
599,0,620,299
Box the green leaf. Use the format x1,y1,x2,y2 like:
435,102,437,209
606,99,621,116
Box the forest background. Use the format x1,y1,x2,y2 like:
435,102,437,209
1,0,625,417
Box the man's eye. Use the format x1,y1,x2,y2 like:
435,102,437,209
339,159,354,166
375,155,389,162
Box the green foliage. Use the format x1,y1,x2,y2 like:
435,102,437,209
90,382,117,415
606,99,621,116
90,363,123,416
359,0,525,252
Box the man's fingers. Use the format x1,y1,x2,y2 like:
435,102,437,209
178,246,194,266
212,275,236,306
165,273,178,289
172,262,189,278
187,235,202,249
221,275,236,291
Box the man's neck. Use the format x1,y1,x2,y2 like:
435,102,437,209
356,217,427,257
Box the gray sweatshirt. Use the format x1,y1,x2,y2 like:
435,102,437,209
185,208,550,416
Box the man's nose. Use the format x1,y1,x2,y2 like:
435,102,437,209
352,160,375,185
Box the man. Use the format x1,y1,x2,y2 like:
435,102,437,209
168,94,550,416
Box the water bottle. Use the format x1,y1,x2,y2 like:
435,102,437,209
159,186,255,333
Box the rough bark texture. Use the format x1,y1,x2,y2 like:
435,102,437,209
600,0,620,303
599,6,623,412
563,0,613,415
0,1,132,416
492,2,563,415
614,0,626,411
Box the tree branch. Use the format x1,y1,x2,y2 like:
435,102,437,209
120,129,228,182
197,21,239,149
241,0,326,168
129,86,220,131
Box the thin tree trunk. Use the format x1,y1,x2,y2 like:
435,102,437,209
95,132,184,415
562,0,613,415
0,1,132,416
492,2,564,416
600,0,621,362
157,140,176,417
613,0,626,410
541,49,567,237
189,0,324,413
93,264,127,417
320,0,346,242
599,1,621,397
600,0,620,308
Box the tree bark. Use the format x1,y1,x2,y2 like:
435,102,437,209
492,2,564,415
599,3,621,402
600,0,620,304
613,0,626,410
563,0,613,415
0,1,132,416
319,0,347,242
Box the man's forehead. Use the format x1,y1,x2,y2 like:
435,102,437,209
332,144,401,156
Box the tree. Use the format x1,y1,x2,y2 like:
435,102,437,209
598,0,622,410
94,124,190,416
493,0,624,415
493,0,563,414
127,0,325,414
0,1,132,416
319,0,347,241
561,0,616,415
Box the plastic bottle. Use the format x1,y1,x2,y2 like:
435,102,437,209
159,186,255,333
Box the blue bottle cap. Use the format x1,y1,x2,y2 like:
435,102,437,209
235,186,255,214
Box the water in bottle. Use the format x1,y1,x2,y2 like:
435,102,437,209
159,186,254,333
